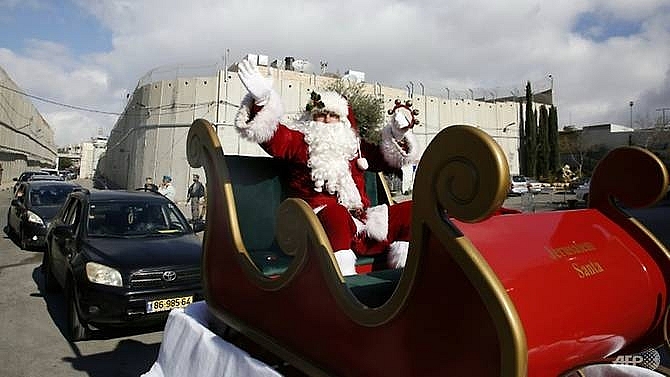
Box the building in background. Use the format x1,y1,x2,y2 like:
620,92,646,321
559,123,670,178
0,67,57,187
97,53,553,202
58,134,108,179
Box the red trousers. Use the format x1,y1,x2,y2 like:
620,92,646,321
316,201,412,255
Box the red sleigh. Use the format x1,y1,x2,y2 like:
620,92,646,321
186,118,670,376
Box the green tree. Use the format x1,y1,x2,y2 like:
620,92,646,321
325,81,384,144
547,106,560,177
58,157,74,169
524,81,537,177
537,105,549,178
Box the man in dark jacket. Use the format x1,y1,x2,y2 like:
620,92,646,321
187,174,205,222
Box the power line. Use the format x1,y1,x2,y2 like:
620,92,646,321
0,82,232,118
0,82,123,115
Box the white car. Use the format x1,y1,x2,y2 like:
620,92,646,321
509,175,529,196
574,180,590,202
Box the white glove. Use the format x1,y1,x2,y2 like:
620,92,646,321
391,110,411,140
237,59,273,105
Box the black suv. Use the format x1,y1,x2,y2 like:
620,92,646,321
42,188,205,341
6,180,81,249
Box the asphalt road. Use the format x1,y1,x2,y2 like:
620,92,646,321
0,183,163,377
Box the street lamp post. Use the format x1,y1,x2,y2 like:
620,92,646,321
629,101,634,128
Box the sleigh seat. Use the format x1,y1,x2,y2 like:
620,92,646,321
219,152,401,307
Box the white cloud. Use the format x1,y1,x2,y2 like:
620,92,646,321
43,110,109,146
1,0,669,146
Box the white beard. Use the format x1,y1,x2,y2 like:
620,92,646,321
297,120,363,209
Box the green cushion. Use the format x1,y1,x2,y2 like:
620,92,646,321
248,248,293,277
364,171,379,206
345,268,402,308
355,256,375,266
226,156,287,251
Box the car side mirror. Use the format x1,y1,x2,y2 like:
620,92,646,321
52,224,74,239
191,221,205,233
13,177,18,181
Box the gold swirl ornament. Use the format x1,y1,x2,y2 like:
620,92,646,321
414,124,510,223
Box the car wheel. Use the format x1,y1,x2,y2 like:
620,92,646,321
41,251,58,293
67,283,89,341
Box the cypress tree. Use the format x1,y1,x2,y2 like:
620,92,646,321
524,81,537,178
538,105,549,178
518,96,528,175
548,106,560,178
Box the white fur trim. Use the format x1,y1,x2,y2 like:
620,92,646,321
388,241,409,268
334,249,358,276
234,91,283,144
313,91,349,119
353,216,365,236
380,126,420,168
356,157,368,170
365,204,388,241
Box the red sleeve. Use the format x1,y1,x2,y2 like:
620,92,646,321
260,124,308,163
360,139,400,175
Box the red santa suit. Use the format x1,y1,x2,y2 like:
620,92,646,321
235,89,420,275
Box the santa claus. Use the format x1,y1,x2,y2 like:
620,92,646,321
235,59,420,276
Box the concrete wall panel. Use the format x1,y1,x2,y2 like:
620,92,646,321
99,65,544,194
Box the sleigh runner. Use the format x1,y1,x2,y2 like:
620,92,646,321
186,118,670,376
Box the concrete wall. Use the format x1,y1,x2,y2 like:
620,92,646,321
0,67,57,188
99,65,539,202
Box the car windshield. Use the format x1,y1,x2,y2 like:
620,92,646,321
29,186,76,206
87,201,189,237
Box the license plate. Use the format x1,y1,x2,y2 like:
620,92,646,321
146,295,193,313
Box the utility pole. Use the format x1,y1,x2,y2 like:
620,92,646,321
629,101,634,128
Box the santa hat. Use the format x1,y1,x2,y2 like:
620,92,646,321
305,90,369,171
305,91,349,119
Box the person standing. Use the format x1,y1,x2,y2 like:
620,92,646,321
144,177,159,192
187,174,205,222
158,175,175,201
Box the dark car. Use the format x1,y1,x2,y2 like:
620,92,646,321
12,170,50,192
5,180,81,250
42,189,205,341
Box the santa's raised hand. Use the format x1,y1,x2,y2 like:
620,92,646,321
391,108,412,140
237,59,273,106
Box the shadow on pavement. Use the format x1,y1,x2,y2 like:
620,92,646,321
61,338,160,377
31,266,166,341
31,266,163,376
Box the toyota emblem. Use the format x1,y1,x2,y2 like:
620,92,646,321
162,271,177,281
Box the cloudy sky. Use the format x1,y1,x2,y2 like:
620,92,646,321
1,0,669,146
